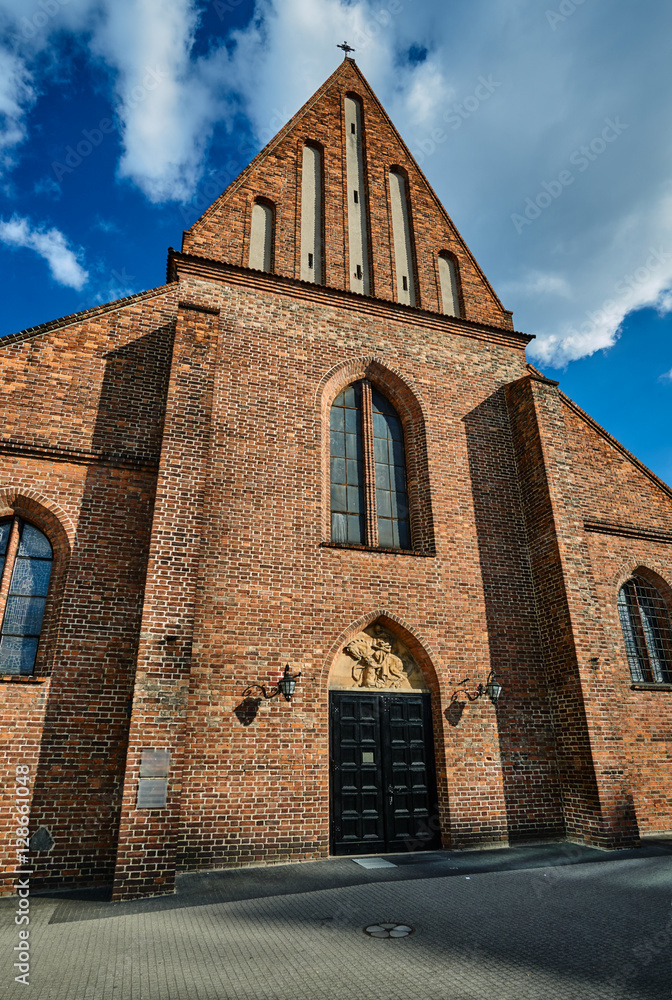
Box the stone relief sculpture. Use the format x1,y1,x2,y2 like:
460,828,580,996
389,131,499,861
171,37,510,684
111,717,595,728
329,624,427,691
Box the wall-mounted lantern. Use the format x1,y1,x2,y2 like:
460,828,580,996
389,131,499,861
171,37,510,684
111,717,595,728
483,669,503,706
243,664,302,703
456,669,503,707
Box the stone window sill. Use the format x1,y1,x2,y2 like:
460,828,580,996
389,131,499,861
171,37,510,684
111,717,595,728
320,542,431,557
631,683,672,692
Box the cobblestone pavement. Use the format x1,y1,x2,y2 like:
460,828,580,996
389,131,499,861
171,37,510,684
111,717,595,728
2,842,671,999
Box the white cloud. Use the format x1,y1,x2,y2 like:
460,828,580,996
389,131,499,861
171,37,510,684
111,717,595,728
499,270,573,301
212,0,395,136
91,0,218,203
0,0,224,203
0,215,88,289
0,45,35,170
402,58,452,125
91,216,121,234
33,174,61,198
529,227,672,366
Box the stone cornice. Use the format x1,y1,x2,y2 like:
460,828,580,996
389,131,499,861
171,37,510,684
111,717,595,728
584,520,672,544
167,249,533,351
0,439,159,474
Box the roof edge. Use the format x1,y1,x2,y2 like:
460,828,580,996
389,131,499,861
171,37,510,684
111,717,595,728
0,284,174,347
343,61,512,322
182,59,351,239
527,363,672,500
560,390,672,503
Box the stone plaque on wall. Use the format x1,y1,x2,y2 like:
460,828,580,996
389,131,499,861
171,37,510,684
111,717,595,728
329,624,428,692
137,748,170,809
140,748,170,777
137,778,168,809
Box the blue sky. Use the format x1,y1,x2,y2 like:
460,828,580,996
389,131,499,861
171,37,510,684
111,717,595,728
0,0,670,483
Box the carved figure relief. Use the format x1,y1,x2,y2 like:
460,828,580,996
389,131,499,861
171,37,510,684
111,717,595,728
329,624,427,691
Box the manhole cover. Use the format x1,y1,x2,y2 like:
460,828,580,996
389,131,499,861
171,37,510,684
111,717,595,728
364,923,413,938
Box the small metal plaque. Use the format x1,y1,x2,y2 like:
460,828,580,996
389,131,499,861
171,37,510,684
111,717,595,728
137,778,168,809
362,752,375,763
140,749,170,778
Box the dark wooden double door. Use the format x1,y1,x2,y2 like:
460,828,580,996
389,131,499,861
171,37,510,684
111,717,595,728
330,691,440,855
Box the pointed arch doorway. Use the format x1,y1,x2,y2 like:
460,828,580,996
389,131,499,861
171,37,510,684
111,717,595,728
329,623,440,855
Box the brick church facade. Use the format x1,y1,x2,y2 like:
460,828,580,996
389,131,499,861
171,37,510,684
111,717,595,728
1,59,671,900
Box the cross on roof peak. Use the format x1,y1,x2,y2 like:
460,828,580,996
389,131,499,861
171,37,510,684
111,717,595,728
337,41,355,57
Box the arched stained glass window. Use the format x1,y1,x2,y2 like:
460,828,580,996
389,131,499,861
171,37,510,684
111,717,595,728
372,389,410,549
617,576,672,684
0,517,53,675
329,381,411,550
330,384,365,544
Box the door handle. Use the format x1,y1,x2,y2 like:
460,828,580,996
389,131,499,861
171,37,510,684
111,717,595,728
387,784,406,804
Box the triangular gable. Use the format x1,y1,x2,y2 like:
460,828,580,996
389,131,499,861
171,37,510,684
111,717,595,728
182,59,512,329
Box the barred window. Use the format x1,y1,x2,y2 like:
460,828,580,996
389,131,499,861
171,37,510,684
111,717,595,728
329,381,411,549
617,576,672,684
0,517,53,676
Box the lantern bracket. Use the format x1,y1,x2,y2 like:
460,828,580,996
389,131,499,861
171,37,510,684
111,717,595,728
243,664,302,703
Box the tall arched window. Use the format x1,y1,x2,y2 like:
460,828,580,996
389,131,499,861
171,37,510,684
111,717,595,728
438,252,461,317
0,516,53,675
618,575,672,684
300,143,323,283
249,199,274,272
330,381,410,549
389,168,416,307
344,95,371,294
330,383,365,544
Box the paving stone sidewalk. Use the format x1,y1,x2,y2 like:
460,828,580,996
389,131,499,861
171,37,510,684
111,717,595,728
2,841,671,999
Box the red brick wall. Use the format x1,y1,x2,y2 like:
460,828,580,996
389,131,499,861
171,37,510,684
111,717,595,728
2,49,671,893
112,301,221,900
107,270,564,897
2,261,670,899
0,290,176,893
562,400,672,838
505,375,608,845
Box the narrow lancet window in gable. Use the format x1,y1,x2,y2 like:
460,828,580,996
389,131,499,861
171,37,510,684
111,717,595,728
438,253,461,317
249,200,274,272
300,144,323,283
344,96,371,295
0,517,53,676
389,169,416,307
618,576,672,684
